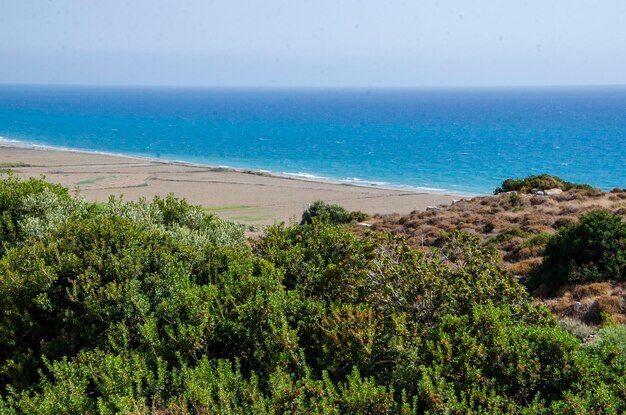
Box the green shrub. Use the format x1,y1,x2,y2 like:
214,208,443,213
300,200,351,225
393,304,580,412
589,325,626,355
4,177,626,413
253,220,360,298
255,222,532,384
0,214,295,388
0,175,73,249
520,232,552,249
486,227,530,245
99,194,246,247
350,210,370,222
495,174,592,194
530,210,626,293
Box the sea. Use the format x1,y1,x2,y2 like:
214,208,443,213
0,85,625,195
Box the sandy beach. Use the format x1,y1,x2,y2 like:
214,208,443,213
0,143,462,225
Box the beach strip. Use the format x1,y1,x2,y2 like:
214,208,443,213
0,143,463,225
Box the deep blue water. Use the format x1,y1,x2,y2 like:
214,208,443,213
0,85,625,194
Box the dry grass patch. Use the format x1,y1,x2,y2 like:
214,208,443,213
530,196,550,206
506,258,541,276
544,282,626,326
583,295,624,325
549,293,575,316
594,295,624,315
559,206,580,215
505,245,543,262
553,216,577,229
521,212,553,227
571,282,613,300
370,188,626,330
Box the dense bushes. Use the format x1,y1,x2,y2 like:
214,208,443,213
495,174,592,194
2,176,626,413
0,174,74,249
530,210,626,293
300,200,352,225
300,200,369,225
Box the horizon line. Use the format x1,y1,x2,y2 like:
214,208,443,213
2,82,626,90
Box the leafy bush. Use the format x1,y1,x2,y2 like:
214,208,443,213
300,200,351,225
3,176,626,413
100,194,246,247
393,304,581,411
589,325,626,354
255,221,533,383
0,174,73,249
530,210,626,293
350,210,370,222
495,174,592,194
0,214,294,388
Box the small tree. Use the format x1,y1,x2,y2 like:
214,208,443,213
300,201,351,225
530,210,626,293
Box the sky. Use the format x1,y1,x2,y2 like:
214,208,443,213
1,1,626,87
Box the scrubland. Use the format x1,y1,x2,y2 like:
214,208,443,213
1,174,625,414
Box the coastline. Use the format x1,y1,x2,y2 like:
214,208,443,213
0,140,465,225
0,137,467,195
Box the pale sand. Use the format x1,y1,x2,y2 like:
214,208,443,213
0,144,463,225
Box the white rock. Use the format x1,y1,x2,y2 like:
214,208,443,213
545,188,563,195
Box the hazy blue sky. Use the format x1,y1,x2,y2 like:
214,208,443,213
1,1,625,87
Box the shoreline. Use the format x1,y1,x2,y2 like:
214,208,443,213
0,140,466,225
0,137,477,196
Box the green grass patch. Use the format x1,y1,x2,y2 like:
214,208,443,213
75,176,106,186
0,162,32,173
204,205,272,223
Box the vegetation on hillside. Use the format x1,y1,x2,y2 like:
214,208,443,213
494,174,592,194
371,178,626,335
1,175,626,413
530,210,626,293
373,183,625,278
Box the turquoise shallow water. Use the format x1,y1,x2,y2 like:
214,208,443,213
0,85,624,194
